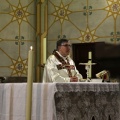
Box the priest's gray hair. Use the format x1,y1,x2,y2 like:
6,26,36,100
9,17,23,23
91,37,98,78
56,39,69,49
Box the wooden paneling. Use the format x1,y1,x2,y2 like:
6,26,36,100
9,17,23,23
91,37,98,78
72,42,120,79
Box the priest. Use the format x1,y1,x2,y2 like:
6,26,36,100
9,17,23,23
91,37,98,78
42,38,83,82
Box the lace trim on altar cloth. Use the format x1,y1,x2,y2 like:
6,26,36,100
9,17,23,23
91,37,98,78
54,83,120,120
55,83,119,92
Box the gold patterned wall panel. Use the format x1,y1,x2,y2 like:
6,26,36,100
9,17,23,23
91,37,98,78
0,0,36,77
47,0,120,56
36,0,48,82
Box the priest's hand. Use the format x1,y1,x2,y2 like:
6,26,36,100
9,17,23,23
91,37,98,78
70,76,78,82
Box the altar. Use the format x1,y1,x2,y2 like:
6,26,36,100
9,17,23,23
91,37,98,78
0,82,119,120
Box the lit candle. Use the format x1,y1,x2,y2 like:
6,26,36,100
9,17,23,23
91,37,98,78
88,51,92,59
43,38,46,63
26,46,34,120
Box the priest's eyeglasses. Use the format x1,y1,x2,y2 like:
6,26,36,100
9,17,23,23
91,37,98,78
61,44,71,47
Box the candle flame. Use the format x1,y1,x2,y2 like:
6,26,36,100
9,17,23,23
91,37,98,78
30,46,33,50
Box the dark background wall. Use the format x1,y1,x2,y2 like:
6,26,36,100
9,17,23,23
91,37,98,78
72,42,120,79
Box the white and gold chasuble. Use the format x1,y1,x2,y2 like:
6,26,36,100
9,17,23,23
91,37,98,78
42,51,83,83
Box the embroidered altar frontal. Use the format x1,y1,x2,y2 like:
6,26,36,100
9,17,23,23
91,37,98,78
54,83,120,120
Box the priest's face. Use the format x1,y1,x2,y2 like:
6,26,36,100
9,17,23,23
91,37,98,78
58,42,71,57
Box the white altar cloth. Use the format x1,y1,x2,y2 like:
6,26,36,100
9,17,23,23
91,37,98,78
0,82,119,120
0,83,57,120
